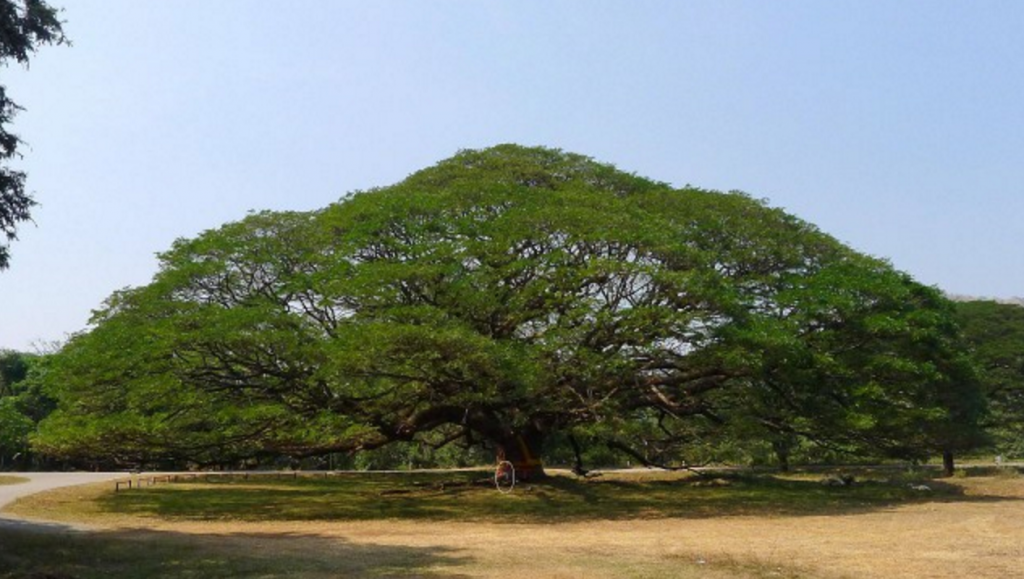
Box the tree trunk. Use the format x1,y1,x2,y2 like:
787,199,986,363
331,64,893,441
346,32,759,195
942,449,955,477
496,429,547,481
772,439,791,473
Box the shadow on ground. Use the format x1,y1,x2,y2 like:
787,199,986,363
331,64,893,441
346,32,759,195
86,469,1024,524
0,526,470,579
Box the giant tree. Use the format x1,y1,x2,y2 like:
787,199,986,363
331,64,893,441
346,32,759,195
728,266,986,474
37,145,985,476
35,212,325,468
0,0,66,269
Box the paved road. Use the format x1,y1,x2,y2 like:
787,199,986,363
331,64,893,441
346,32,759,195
0,472,126,531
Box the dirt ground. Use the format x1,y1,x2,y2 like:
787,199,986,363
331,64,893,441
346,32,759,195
4,473,1022,578
54,475,1020,579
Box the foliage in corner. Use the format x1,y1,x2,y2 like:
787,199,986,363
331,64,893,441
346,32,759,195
0,0,68,269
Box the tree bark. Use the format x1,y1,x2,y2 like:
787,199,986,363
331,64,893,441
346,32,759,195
942,449,955,477
496,429,547,481
772,439,791,473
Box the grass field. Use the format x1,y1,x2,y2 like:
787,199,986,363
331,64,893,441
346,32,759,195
2,467,1023,578
20,469,959,524
0,476,27,486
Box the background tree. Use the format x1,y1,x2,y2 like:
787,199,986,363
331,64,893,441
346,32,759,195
955,300,1024,457
0,397,32,468
729,264,986,475
0,349,54,468
0,0,66,269
36,146,986,476
0,348,31,396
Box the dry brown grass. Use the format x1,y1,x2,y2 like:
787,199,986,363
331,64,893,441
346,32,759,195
0,476,27,486
5,472,1024,578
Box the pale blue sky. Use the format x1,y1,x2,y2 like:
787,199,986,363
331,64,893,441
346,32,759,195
2,1,1022,351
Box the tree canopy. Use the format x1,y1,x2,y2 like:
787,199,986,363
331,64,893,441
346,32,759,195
0,349,52,468
955,300,1024,456
36,145,985,475
0,0,66,269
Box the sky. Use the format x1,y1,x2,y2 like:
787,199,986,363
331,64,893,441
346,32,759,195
2,0,1023,351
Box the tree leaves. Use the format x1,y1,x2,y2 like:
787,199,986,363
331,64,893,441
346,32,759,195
35,145,987,469
0,0,67,269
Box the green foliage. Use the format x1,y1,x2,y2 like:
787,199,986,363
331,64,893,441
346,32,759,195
0,0,67,269
955,300,1024,456
0,350,54,467
0,349,30,393
730,270,985,464
35,145,986,470
0,398,32,459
